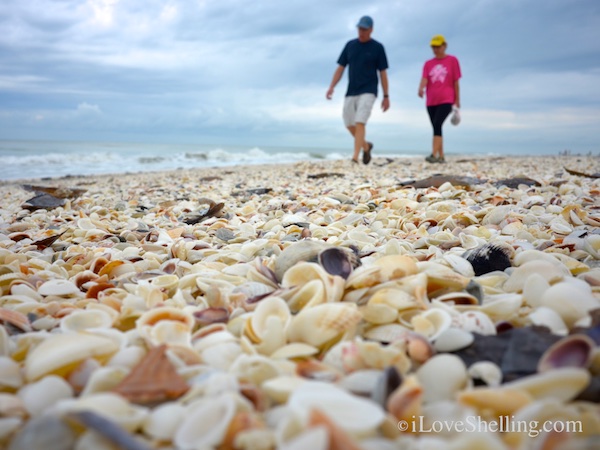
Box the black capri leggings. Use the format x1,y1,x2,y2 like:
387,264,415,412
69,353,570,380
427,103,453,136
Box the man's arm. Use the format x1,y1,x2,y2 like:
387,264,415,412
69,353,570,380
380,69,390,112
326,65,345,99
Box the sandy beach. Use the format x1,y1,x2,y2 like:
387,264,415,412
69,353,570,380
0,154,599,449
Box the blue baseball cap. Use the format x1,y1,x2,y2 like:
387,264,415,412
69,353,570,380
357,16,373,29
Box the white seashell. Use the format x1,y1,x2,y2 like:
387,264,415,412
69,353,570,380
0,356,23,389
142,402,186,441
468,361,503,387
52,392,148,432
416,354,468,403
270,343,319,360
262,375,307,403
193,329,237,352
200,341,243,371
363,323,412,344
24,332,120,382
107,345,146,369
453,310,497,335
337,369,382,396
18,375,74,416
10,283,43,301
442,253,475,278
433,327,474,352
279,426,328,450
501,367,590,402
288,381,385,436
229,354,282,385
286,303,362,349
480,293,523,322
541,280,599,328
411,308,452,341
246,296,291,343
482,205,514,225
182,372,239,404
0,417,22,441
528,306,568,336
522,273,550,308
60,309,114,333
79,366,128,396
0,393,27,418
503,260,569,293
174,394,237,449
37,279,81,297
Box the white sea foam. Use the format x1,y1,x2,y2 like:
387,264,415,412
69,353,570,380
0,140,422,181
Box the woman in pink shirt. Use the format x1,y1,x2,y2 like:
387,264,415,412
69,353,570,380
418,35,461,163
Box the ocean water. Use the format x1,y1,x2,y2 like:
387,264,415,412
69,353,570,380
0,140,421,181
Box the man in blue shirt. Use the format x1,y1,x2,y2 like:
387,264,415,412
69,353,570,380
326,16,390,165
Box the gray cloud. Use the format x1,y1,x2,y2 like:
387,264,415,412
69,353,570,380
0,0,598,154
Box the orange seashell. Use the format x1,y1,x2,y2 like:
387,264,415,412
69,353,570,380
85,283,116,299
220,411,264,450
0,307,32,333
90,256,110,274
98,260,126,278
239,383,269,412
113,344,189,405
167,227,184,239
386,376,423,425
308,408,362,450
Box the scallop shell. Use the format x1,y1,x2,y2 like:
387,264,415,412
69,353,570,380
462,242,514,276
286,303,362,350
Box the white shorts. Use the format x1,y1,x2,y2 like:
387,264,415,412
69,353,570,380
343,93,376,127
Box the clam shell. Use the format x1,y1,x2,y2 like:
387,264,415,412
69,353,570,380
288,381,385,436
416,354,468,403
502,367,591,402
24,332,120,382
142,402,186,441
60,309,114,333
17,375,73,416
433,327,474,352
537,334,595,372
462,242,514,276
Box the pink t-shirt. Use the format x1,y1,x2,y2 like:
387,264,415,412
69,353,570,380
422,55,461,106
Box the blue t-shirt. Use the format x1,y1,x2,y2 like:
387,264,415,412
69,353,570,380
337,38,388,97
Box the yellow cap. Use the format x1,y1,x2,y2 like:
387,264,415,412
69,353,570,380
430,34,446,46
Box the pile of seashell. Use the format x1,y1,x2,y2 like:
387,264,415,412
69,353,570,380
0,154,599,449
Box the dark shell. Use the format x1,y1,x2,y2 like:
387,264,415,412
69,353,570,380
318,247,355,280
452,326,562,382
8,415,77,450
462,242,514,276
66,411,150,450
21,193,65,211
371,366,402,407
494,177,541,188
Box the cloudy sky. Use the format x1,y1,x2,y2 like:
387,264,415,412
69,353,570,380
1,0,599,155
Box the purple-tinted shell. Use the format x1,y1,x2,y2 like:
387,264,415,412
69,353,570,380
537,334,595,372
193,307,230,326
